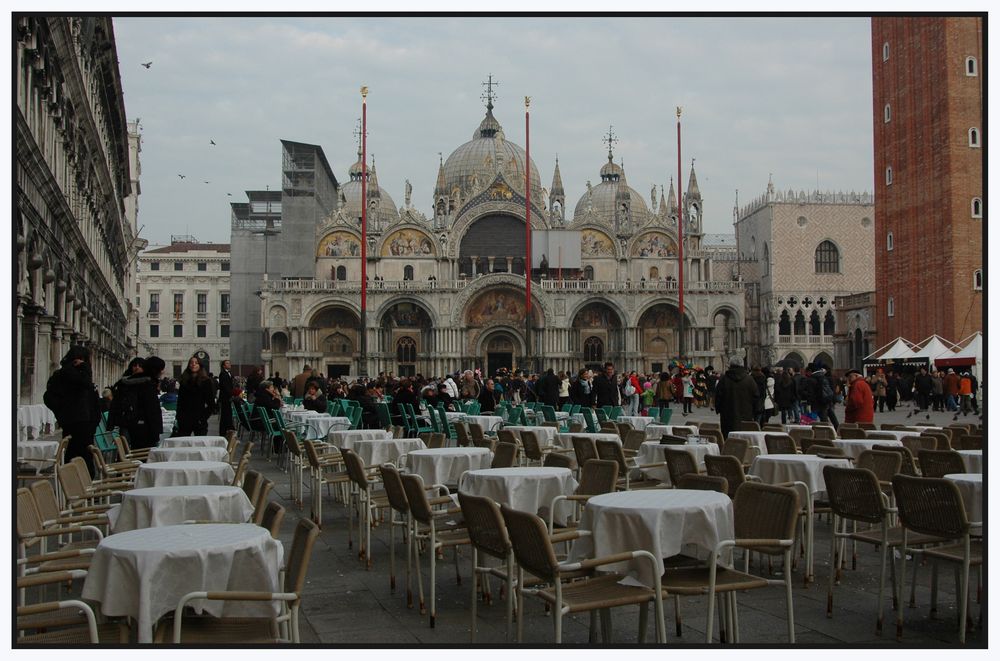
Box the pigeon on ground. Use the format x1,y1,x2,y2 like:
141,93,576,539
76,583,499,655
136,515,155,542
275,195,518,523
141,61,152,68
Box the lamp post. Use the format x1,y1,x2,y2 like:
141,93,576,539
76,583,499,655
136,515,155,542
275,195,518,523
676,106,685,365
524,95,533,375
359,85,369,378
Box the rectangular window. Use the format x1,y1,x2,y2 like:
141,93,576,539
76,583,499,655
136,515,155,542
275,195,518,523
173,293,183,315
174,262,183,271
173,324,183,337
221,261,230,271
197,324,207,338
149,324,159,338
197,293,207,314
220,324,230,338
220,293,231,314
149,292,159,313
197,262,207,271
150,262,160,271
173,364,182,379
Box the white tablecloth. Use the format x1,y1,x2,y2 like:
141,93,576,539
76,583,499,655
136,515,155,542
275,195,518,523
17,404,56,441
284,410,322,425
17,440,59,469
726,431,772,456
465,415,504,432
637,441,720,485
749,455,851,497
502,425,559,446
864,430,919,442
832,439,903,461
327,429,392,449
445,411,467,421
407,447,492,486
147,446,230,463
570,490,735,588
109,485,255,533
160,436,229,449
304,415,351,438
644,424,700,441
81,523,283,643
958,450,982,473
351,438,426,467
944,473,982,523
617,415,655,431
459,467,578,524
134,461,235,489
553,432,622,449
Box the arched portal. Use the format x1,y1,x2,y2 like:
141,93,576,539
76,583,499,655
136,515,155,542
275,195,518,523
309,305,361,378
638,303,682,373
481,330,520,377
572,301,624,369
380,300,433,377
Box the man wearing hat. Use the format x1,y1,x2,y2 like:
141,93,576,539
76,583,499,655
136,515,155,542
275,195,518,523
844,369,874,424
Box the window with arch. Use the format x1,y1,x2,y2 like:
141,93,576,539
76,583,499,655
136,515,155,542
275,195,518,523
583,336,604,363
809,310,821,336
583,265,594,280
885,166,893,186
778,309,791,336
973,270,983,291
884,104,891,123
793,310,806,336
403,265,414,281
969,128,980,147
396,336,417,364
882,42,889,61
972,198,982,218
887,297,895,318
815,240,841,274
823,309,836,336
334,265,347,280
763,243,770,276
966,56,978,76
887,232,894,251
649,266,659,280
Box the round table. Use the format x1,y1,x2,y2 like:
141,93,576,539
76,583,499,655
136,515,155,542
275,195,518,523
617,416,655,431
445,411,468,422
749,455,852,497
644,424,699,441
459,467,578,524
304,415,351,438
109,485,255,533
284,410,321,425
465,415,504,432
944,473,982,523
134,461,236,489
351,437,426,467
569,490,735,588
160,436,229,449
407,447,492,486
81,523,283,643
958,450,982,473
553,432,622,449
147,446,230,463
327,429,392,449
833,438,903,461
17,404,56,441
502,425,558,446
637,441,720,485
17,440,59,469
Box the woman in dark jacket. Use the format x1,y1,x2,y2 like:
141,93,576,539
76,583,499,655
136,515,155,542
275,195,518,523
110,356,166,450
44,345,102,477
301,382,328,413
175,356,216,436
774,369,798,424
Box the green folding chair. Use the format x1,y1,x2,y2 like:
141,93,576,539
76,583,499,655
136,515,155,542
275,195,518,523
348,406,363,430
647,407,660,420
609,406,624,420
560,402,573,413
658,408,674,425
377,402,394,430
581,407,600,433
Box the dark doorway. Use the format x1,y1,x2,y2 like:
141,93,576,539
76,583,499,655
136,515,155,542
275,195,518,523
327,363,351,378
487,352,513,378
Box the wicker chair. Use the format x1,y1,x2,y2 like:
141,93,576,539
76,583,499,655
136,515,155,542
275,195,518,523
17,487,103,575
764,434,799,455
901,435,936,456
720,436,751,465
660,482,801,643
762,423,784,432
567,421,585,433
242,470,264,510
501,503,666,643
891,474,983,643
342,449,390,568
698,421,722,433
871,444,918,476
260,501,285,538
28,479,109,536
788,427,814,447
392,425,406,439
921,431,952,451
469,423,491,446
543,452,573,469
571,436,599,469
490,442,518,469
812,425,837,441
616,422,633,439
917,450,966,478
454,422,471,447
281,431,305,506
866,431,901,441
735,421,761,432
663,448,701,487
497,429,519,446
168,518,320,643
956,435,983,451
704,454,758,499
302,440,349,527
548,459,618,533
660,434,689,446
520,430,549,466
377,463,413,598
16,571,128,643
799,436,835,454
806,445,848,458
857,450,902,486
599,420,619,433
857,422,877,430
676,474,728,494
251,478,274,526
672,427,693,438
839,427,867,439
880,423,904,430
623,429,647,454
701,429,726,451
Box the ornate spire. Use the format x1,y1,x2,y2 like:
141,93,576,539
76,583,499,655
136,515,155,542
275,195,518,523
659,185,668,218
687,158,701,198
367,156,380,198
550,157,564,195
603,125,618,162
475,74,502,138
667,177,678,213
434,152,447,196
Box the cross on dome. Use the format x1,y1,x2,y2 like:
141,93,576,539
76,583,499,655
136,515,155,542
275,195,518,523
481,74,499,110
603,125,618,160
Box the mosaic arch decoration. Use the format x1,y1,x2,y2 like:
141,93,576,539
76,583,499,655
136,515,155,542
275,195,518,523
631,231,677,258
572,302,621,328
580,229,615,257
381,228,436,257
465,288,527,327
317,231,361,258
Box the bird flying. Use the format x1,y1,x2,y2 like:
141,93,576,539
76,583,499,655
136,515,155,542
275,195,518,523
141,61,152,69
210,139,216,145
226,193,232,196
177,174,186,179
203,181,210,184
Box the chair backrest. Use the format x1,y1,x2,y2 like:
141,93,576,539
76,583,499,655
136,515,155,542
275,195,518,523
921,431,951,451
283,430,302,459
542,452,573,469
732,482,801,554
865,431,900,441
901,435,936,456
71,457,96,490
497,429,518,445
812,425,837,441
658,408,674,424
468,423,486,442
787,428,814,448
857,450,902,483
807,444,846,458
399,473,435,525
418,432,432,445
454,422,471,447
87,446,108,477
261,501,285,538
57,462,86,503
839,427,867,439
16,488,44,544
701,429,725,450
623,429,647,452
609,406,623,420
520,431,543,462
541,420,561,430
377,463,410,515
242,470,263,507
823,466,886,525
28,480,62,524
647,407,660,419
880,423,903,430
720,438,750,466
580,408,600,433
501,503,559,583
491,442,518,469
857,422,877,430
458,491,511,562
677,474,729,494
577,459,619,496
615,422,633,440
595,440,628,476
283,518,321,595
761,423,784,432
735,421,760,432
595,408,609,423
540,405,558,423
698,421,722,432
231,454,250,486
341,448,370,491
253,479,274,525
599,420,619,433
764,434,798,455
392,425,406,439
892,474,970,537
427,433,446,449
871,444,917,476
567,420,585,433
917,450,966,478
572,436,598,466
704,454,746,498
956,435,983,451
664,448,699,486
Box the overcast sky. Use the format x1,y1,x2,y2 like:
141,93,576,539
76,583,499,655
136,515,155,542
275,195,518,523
113,16,874,246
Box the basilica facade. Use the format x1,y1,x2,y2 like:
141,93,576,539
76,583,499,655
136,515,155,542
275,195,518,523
250,99,745,379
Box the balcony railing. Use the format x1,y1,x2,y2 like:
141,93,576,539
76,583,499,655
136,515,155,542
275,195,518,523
261,278,743,294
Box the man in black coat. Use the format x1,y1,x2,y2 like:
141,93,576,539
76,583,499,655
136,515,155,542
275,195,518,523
110,356,166,450
218,359,234,435
592,362,621,408
714,357,759,438
535,368,561,408
913,366,934,413
44,345,102,477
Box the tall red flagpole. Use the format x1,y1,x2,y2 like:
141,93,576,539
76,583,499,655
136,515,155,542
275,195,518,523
524,96,533,373
359,86,369,377
676,106,685,364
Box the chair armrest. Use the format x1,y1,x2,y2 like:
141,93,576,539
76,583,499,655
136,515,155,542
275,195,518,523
17,569,88,588
172,590,300,643
548,529,583,544
44,513,108,527
732,538,794,549
637,461,667,469
17,548,96,566
622,449,639,457
558,549,658,574
21,524,104,541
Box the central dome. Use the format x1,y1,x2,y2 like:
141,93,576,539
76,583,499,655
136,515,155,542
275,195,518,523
441,105,543,203
572,155,651,226
340,153,399,229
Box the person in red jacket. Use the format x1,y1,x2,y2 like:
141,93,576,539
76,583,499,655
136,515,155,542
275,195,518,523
844,369,875,424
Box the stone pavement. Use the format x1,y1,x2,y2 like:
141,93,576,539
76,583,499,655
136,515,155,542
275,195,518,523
224,399,985,647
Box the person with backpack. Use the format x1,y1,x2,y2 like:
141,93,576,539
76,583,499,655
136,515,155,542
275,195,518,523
44,345,101,477
110,356,166,450
807,362,839,429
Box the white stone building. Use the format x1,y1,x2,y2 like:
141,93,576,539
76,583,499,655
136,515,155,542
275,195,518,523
136,238,231,378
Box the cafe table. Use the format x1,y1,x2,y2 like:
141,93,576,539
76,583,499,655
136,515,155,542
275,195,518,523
81,523,283,643
553,431,622,449
351,437,426,467
832,438,903,461
957,450,982,473
146,446,229,463
407,447,492,486
458,466,577,524
944,473,982,524
327,429,392,449
134,461,235,489
643,424,699,441
108,485,254,533
637,440,720,485
159,435,229,449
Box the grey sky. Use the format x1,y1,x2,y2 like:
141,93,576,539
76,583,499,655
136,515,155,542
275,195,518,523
113,16,874,246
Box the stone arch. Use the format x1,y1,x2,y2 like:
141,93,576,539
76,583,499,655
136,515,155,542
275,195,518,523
710,304,742,328
375,296,439,328
302,299,362,327
812,351,834,370
450,274,550,327
578,226,619,259
457,212,527,276
566,297,627,331
379,226,436,258
316,230,362,258
782,351,806,367
464,286,541,329
270,331,289,353
633,298,696,329
268,304,288,328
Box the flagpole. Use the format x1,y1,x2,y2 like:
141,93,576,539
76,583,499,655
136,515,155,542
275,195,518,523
359,86,369,378
676,106,685,365
524,96,533,374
